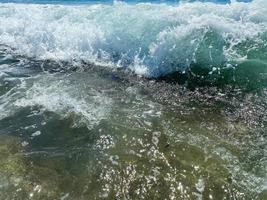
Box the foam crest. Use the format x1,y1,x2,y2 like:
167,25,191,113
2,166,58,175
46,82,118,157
0,0,266,77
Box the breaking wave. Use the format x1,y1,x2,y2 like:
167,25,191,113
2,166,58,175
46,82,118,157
0,0,266,82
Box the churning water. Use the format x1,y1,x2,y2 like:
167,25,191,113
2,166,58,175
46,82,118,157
0,0,266,199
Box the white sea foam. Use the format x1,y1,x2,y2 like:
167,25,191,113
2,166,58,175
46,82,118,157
0,0,266,77
13,75,112,129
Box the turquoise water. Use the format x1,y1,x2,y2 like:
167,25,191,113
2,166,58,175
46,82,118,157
0,0,266,199
0,0,265,80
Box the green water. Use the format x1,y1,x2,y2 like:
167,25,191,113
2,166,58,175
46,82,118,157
0,50,266,199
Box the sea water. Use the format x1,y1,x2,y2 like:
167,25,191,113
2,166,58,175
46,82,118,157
0,0,266,199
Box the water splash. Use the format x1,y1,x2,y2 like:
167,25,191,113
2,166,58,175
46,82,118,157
0,0,266,79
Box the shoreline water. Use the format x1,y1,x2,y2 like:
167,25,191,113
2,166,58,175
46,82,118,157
0,0,266,199
1,49,266,199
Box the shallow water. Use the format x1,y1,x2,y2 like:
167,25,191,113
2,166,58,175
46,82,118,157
0,47,266,199
0,0,267,199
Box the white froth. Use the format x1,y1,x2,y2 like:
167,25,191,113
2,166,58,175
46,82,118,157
0,1,266,77
14,76,112,129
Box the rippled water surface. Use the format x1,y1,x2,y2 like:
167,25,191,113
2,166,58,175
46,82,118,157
0,0,266,199
0,46,266,199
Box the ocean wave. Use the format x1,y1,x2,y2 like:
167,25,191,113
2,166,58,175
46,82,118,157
0,0,266,80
